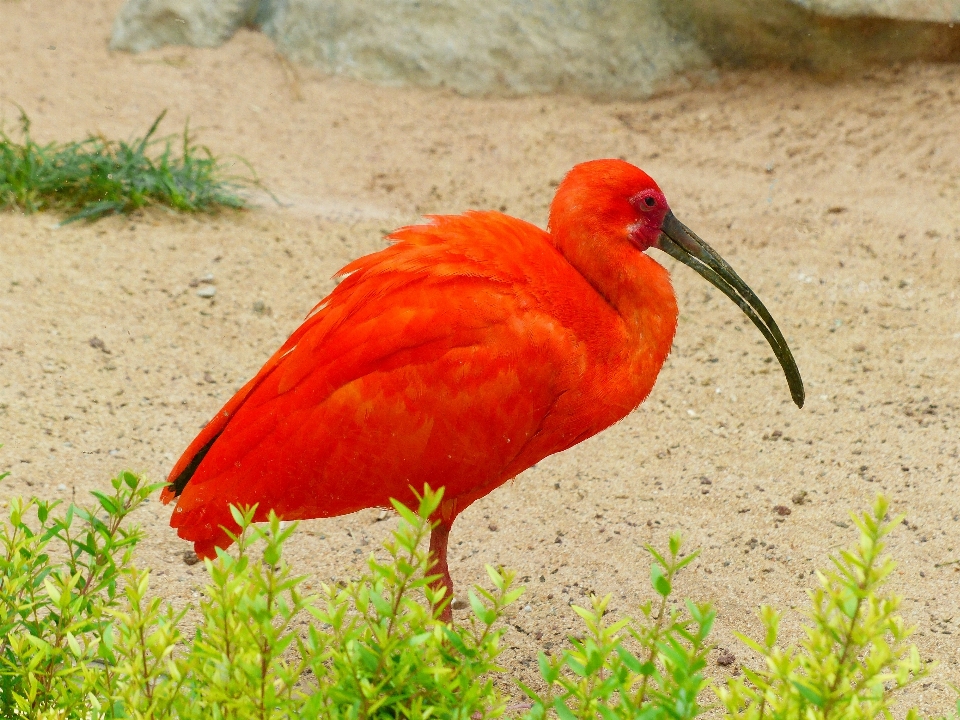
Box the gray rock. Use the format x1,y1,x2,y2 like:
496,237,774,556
109,0,960,96
798,0,960,22
259,0,709,99
661,0,960,72
110,0,262,52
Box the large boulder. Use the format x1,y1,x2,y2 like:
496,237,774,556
663,0,960,72
109,0,960,97
110,0,263,52
803,0,960,21
258,0,707,99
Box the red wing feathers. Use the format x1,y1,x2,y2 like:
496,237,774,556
163,212,588,557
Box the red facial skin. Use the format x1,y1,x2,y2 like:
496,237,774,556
628,187,670,251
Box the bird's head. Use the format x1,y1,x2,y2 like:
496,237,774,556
550,159,669,253
550,159,804,408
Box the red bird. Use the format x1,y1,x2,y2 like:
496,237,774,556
162,159,803,617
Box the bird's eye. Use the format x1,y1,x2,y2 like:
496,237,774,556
630,192,661,214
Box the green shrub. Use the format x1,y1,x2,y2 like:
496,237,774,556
0,471,163,718
109,492,519,720
718,496,934,720
525,496,957,720
1,478,518,718
0,465,956,720
522,535,713,720
0,109,259,223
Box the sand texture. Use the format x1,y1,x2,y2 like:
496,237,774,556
1,0,959,711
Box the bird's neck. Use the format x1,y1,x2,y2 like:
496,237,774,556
557,227,674,320
552,226,678,392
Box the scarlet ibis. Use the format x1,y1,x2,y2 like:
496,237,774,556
162,159,803,618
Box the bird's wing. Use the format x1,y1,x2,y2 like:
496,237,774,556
164,211,544,496
163,212,590,554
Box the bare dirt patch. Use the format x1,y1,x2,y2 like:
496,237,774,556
2,0,959,710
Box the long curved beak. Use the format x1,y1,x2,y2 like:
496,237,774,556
656,211,805,408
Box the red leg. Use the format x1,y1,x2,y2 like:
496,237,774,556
428,517,454,622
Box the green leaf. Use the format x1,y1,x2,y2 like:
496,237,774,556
65,631,83,657
504,587,525,606
538,651,560,684
553,698,578,720
598,705,620,720
485,564,504,589
669,532,682,557
567,657,587,677
615,645,643,673
650,563,671,597
675,548,701,571
841,592,859,619
468,589,494,625
792,679,825,707
391,500,419,527
43,576,62,605
91,490,119,515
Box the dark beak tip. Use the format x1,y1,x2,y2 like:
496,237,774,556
660,213,806,412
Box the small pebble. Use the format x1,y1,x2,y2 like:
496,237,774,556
488,523,498,531
57,483,67,491
204,371,216,384
773,505,792,516
716,648,736,666
87,336,110,353
792,490,809,505
182,551,200,566
197,285,216,298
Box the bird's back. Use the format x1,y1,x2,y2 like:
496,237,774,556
163,211,665,556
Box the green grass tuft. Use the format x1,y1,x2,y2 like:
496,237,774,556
0,108,260,224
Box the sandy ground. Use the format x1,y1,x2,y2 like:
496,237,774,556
2,0,960,711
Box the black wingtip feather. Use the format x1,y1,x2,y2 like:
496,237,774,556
169,431,223,497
